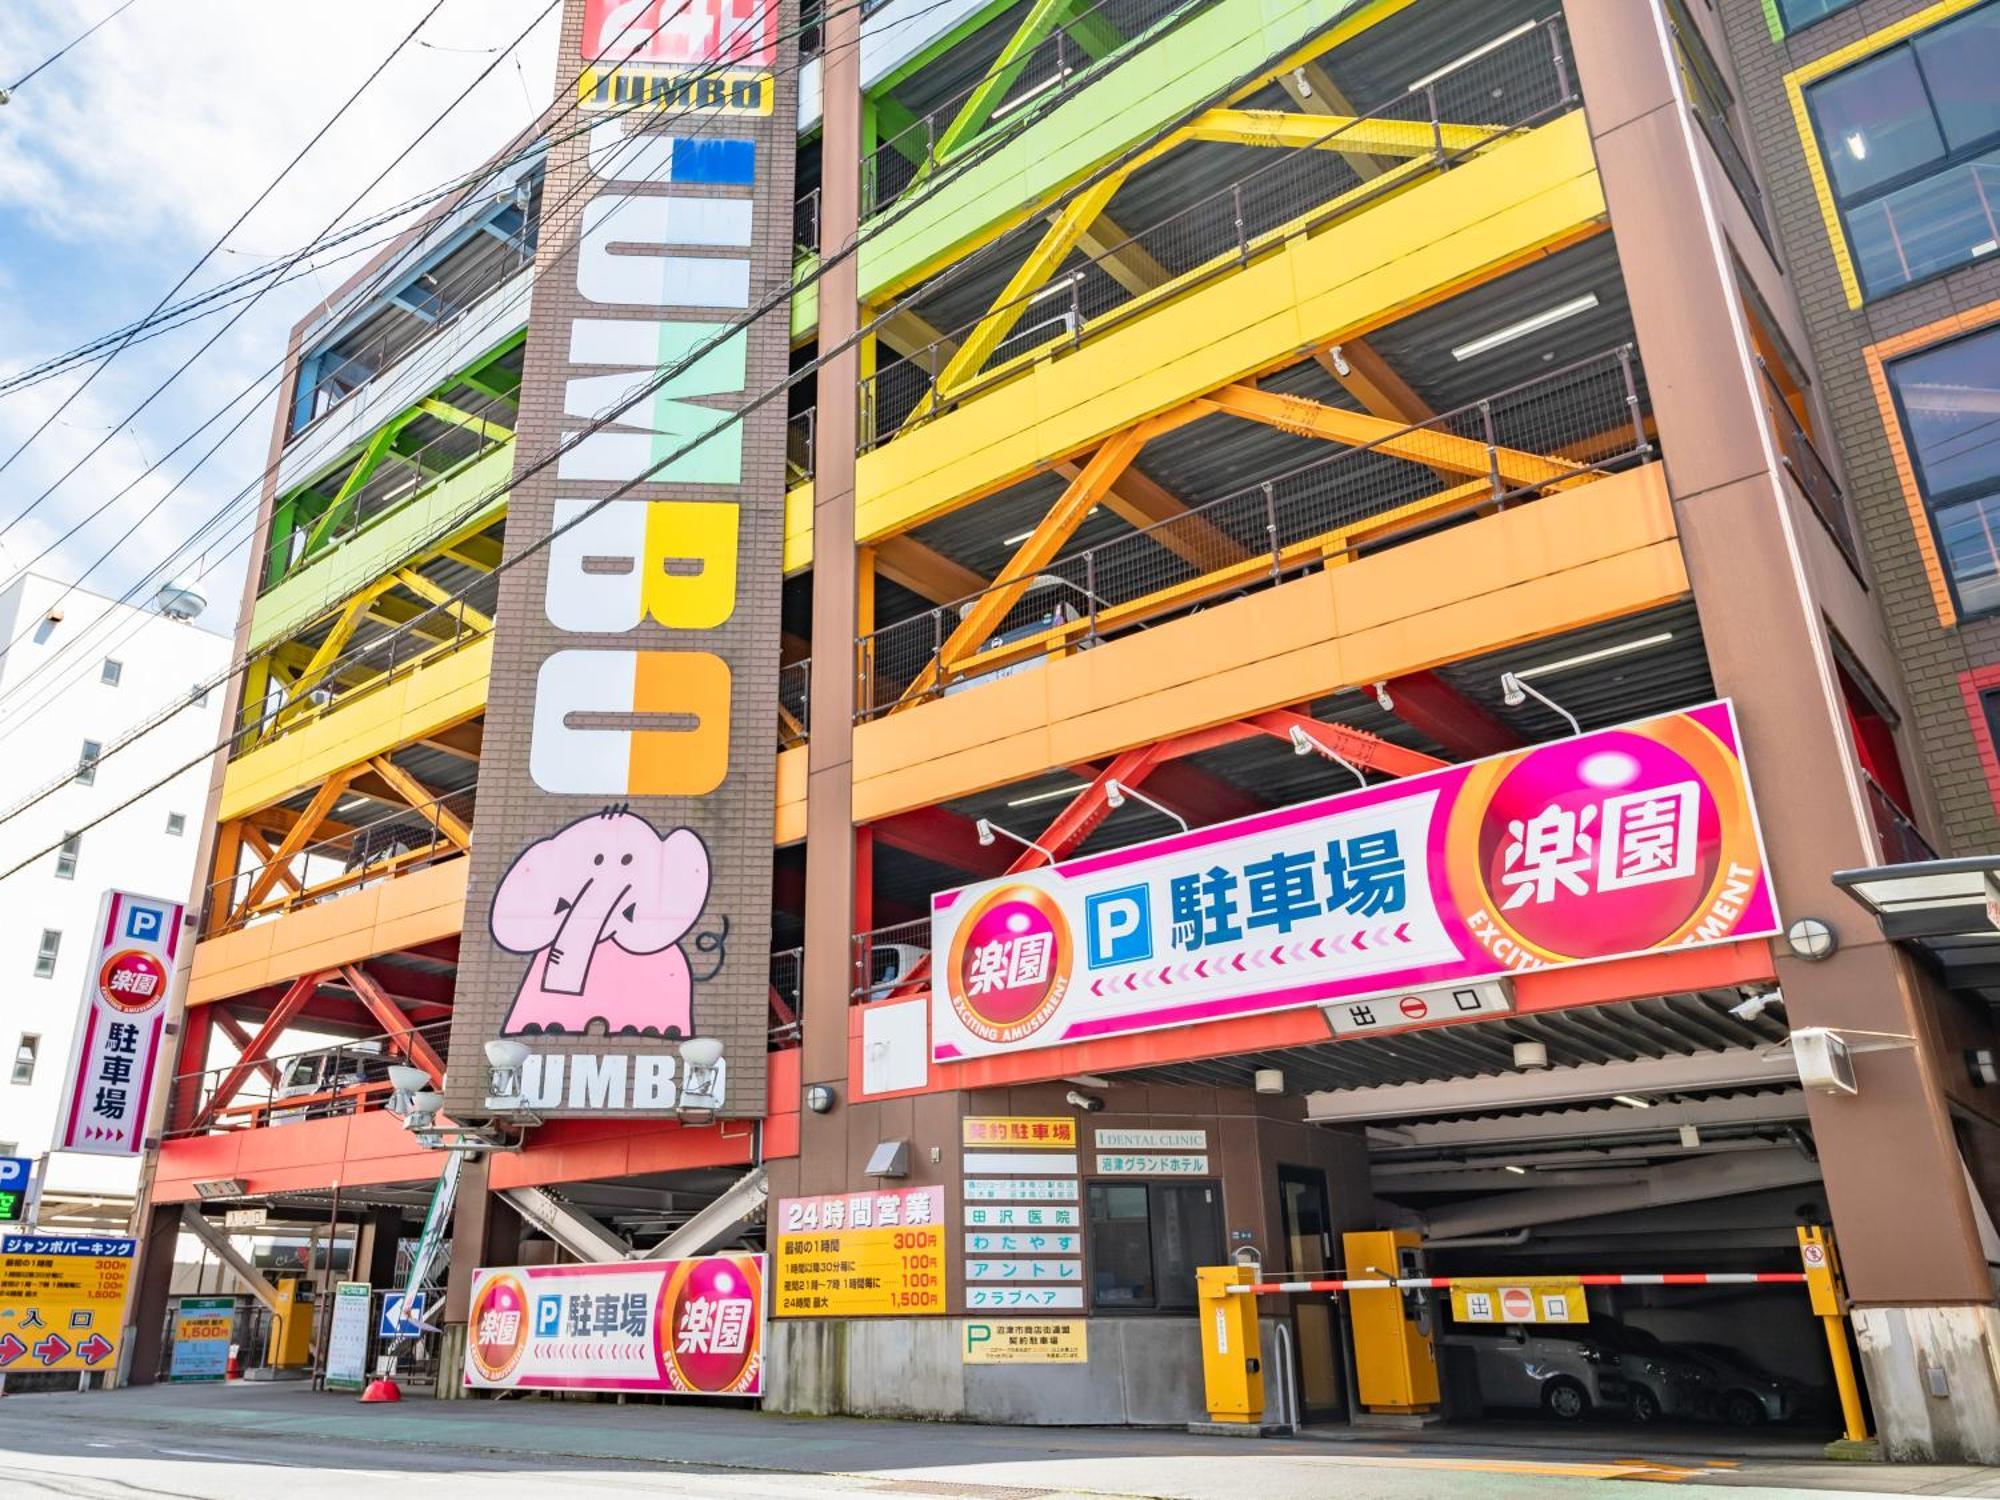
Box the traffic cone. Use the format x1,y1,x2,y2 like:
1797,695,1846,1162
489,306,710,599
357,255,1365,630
359,1376,402,1403
224,1345,241,1381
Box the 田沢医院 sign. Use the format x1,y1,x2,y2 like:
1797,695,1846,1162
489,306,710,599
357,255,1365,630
451,0,795,1116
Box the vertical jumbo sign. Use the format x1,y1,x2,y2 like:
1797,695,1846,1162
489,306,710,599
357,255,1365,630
450,0,795,1117
932,703,1779,1060
58,890,181,1155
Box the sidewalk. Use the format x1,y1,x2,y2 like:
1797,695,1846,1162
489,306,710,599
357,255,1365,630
2,1381,1995,1497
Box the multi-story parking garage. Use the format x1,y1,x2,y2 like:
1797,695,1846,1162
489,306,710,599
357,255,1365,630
119,0,2000,1463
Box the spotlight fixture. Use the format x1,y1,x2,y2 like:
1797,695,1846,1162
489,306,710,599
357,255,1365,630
1729,989,1785,1022
1288,724,1366,788
1253,1068,1285,1095
1511,1040,1549,1071
1373,682,1394,713
975,817,1055,861
1498,671,1581,736
1612,1093,1652,1110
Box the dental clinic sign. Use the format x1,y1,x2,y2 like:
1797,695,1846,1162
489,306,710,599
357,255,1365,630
59,891,181,1155
451,0,795,1116
932,703,1776,1061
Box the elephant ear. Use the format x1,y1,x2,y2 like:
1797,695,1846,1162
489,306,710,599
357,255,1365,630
490,835,561,953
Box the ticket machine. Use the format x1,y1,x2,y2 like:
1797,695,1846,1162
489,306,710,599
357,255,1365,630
1343,1229,1439,1414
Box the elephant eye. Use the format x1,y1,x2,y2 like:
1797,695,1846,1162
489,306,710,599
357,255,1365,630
593,853,604,865
621,853,633,865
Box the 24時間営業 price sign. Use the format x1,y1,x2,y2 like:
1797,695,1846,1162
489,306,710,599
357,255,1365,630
774,1185,945,1316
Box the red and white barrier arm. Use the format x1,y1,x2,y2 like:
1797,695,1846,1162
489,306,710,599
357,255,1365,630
1226,1272,1807,1295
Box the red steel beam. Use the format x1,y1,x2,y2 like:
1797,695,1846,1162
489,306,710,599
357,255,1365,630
209,1013,282,1090
339,965,446,1085
1248,707,1447,777
189,972,323,1132
876,805,1017,878
1383,670,1521,759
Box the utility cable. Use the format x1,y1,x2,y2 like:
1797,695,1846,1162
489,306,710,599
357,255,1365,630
0,0,1227,861
2,0,142,96
0,0,455,507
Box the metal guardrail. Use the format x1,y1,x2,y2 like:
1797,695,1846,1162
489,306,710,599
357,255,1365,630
1864,775,1935,865
165,1021,454,1137
857,346,1650,720
858,16,1577,449
1755,357,1857,569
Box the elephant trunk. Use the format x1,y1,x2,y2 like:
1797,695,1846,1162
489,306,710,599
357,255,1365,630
541,878,630,995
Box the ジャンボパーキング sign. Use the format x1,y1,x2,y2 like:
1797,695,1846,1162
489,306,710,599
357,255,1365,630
465,1254,765,1395
58,891,181,1155
449,0,797,1116
931,702,1776,1060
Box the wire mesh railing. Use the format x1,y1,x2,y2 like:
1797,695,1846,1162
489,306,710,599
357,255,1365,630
779,659,810,748
857,346,1652,719
165,1021,454,1137
852,918,933,1002
262,392,516,596
859,15,1577,449
205,787,477,936
235,569,501,759
770,947,803,1045
787,406,816,486
860,0,1206,218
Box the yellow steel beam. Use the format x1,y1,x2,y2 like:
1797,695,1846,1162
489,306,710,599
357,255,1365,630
417,398,513,443
915,170,1128,419
1051,457,1246,569
1073,211,1169,297
1280,64,1393,176
272,579,398,732
1204,384,1581,488
394,567,494,635
1315,339,1434,423
1179,108,1494,157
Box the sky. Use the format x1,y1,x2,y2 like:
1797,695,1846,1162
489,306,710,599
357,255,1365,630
0,0,561,727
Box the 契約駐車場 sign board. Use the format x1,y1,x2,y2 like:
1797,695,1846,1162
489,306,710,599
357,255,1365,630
963,1320,1087,1363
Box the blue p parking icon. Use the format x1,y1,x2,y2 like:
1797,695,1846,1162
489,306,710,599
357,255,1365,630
1086,884,1152,968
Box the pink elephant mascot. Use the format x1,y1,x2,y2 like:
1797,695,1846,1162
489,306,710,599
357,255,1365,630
491,807,712,1038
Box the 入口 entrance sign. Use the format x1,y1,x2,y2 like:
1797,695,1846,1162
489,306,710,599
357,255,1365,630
450,0,796,1117
58,891,182,1155
931,703,1775,1060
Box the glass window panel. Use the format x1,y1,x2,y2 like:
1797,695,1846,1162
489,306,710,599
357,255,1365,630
1088,1183,1156,1308
1810,49,1945,201
1850,151,2000,295
1150,1183,1224,1313
1934,491,2000,616
1891,326,2000,498
1916,9,2000,152
1778,0,1861,29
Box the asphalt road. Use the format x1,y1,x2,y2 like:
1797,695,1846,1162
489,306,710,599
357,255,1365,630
1,1384,1996,1499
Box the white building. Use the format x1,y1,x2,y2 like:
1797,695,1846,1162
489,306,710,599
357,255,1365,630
0,569,228,1225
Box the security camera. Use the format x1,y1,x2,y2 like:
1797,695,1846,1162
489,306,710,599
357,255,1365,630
1064,1089,1104,1113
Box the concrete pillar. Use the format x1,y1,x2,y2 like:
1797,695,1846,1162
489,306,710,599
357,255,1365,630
1563,0,2000,1459
121,1200,184,1387
800,0,864,1199
439,1155,517,1399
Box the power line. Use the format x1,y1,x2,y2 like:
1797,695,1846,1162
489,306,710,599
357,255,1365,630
0,0,837,738
0,0,1218,870
2,0,142,95
0,0,457,511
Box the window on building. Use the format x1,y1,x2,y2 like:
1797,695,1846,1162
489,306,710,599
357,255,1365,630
1778,0,1861,31
166,812,186,836
0,1143,17,1158
100,658,122,686
32,930,59,979
1805,3,2000,298
54,833,79,881
1887,324,2000,615
74,739,101,786
1667,0,1768,236
1086,1180,1224,1313
11,1037,37,1086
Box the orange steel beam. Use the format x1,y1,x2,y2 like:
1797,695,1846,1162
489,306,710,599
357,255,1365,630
1205,384,1581,487
339,964,446,1085
232,770,354,919
874,533,987,604
237,826,303,896
1382,670,1521,759
367,755,470,847
189,972,322,1132
1051,456,1246,571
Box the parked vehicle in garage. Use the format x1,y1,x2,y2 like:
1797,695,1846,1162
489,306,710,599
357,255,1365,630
1675,1342,1815,1425
1594,1323,1717,1422
1435,1322,1629,1420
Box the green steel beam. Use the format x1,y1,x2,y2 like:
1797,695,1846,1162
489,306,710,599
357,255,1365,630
918,0,1075,181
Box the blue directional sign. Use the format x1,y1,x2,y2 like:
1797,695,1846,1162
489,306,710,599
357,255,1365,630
379,1290,428,1338
0,1159,31,1224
